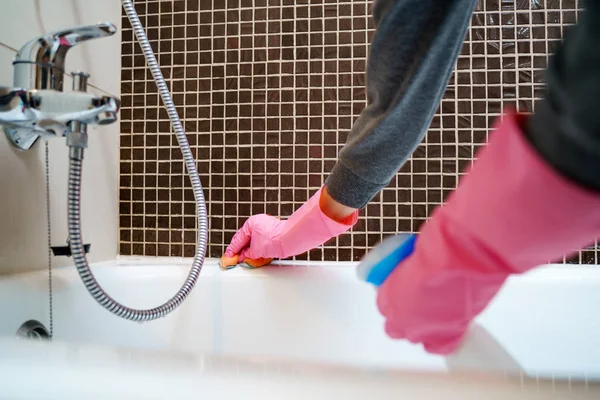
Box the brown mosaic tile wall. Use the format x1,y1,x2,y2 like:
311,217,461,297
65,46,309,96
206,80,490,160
119,0,595,263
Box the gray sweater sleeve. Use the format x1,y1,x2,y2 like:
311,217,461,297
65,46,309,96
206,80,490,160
526,0,600,192
325,0,477,209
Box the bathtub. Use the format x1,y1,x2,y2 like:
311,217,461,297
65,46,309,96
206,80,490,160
1,258,599,399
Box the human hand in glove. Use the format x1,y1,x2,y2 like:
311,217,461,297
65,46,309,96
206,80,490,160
220,187,358,269
361,113,600,354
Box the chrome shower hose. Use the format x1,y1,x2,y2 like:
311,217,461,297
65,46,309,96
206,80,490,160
66,0,208,321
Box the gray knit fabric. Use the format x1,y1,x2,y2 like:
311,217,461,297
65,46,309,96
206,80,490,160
325,0,477,208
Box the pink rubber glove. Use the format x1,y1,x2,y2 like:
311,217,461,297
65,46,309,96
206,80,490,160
225,187,358,260
377,112,600,355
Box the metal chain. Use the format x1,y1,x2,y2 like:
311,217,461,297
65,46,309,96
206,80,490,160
45,141,54,338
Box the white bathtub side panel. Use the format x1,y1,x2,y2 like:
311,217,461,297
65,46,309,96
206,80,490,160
32,263,446,371
1,261,600,379
216,266,445,370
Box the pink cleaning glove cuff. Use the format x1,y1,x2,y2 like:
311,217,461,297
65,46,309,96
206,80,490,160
226,188,358,260
377,112,600,354
277,187,358,257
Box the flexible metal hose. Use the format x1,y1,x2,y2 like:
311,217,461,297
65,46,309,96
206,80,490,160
66,0,208,321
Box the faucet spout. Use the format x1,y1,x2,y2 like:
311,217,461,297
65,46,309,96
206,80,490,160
13,22,117,91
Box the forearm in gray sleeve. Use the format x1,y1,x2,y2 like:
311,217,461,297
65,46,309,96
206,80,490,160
325,0,477,209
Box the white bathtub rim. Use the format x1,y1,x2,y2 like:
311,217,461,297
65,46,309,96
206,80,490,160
3,255,598,284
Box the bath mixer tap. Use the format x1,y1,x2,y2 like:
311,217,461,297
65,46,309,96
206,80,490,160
0,22,120,150
13,22,116,91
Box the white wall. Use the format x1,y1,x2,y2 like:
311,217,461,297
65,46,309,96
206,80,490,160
0,0,121,274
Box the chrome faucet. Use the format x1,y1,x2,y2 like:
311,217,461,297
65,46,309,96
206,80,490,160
0,22,120,150
13,22,116,91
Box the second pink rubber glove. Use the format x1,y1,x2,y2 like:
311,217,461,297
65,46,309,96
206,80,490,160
376,113,600,354
224,187,358,264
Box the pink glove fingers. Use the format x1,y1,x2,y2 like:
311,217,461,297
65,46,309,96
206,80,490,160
225,221,252,257
224,188,358,263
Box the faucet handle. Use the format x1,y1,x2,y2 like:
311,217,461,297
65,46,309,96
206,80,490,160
13,22,117,91
47,22,117,49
